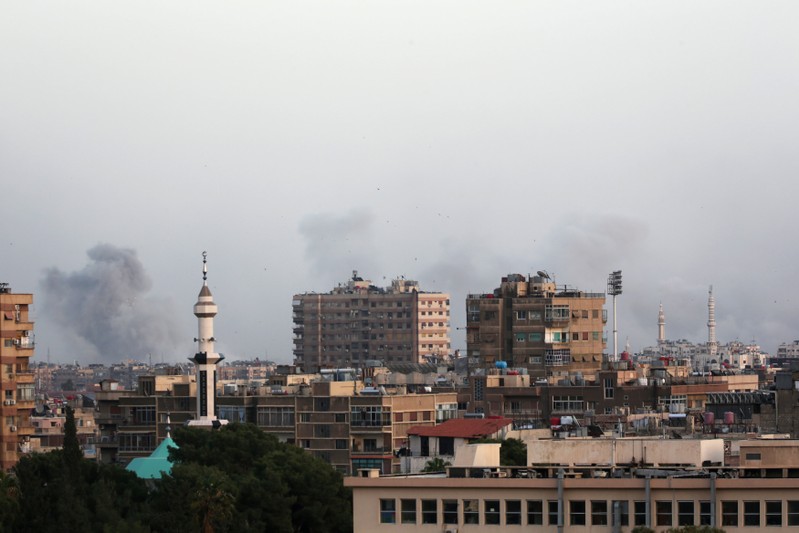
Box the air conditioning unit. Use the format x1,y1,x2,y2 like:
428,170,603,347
9,426,17,432
8,400,15,406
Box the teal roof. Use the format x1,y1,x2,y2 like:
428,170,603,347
126,436,178,479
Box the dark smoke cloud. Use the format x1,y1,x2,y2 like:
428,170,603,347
299,208,378,286
41,244,180,363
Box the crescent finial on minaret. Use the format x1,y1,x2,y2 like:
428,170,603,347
202,251,208,282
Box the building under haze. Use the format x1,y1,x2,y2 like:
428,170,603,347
293,272,450,372
0,284,36,470
466,273,606,377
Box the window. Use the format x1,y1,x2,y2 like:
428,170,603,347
505,500,522,526
611,501,628,527
766,501,782,526
132,407,155,425
744,501,760,526
604,378,614,399
548,500,559,526
656,501,672,526
516,310,527,320
746,452,762,460
634,501,647,526
700,501,711,525
401,499,416,524
436,403,457,422
528,332,542,342
334,413,346,423
591,500,608,525
258,407,295,427
443,500,458,524
464,499,479,524
593,331,600,340
421,499,437,524
379,499,396,524
299,413,311,423
527,500,543,525
485,500,500,525
678,500,694,526
515,333,526,342
529,356,542,364
335,439,348,450
788,501,799,526
553,395,583,411
722,501,738,527
545,305,570,320
351,406,390,427
570,500,586,525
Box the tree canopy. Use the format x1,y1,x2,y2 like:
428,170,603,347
4,422,352,533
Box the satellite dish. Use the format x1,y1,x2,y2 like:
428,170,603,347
536,270,550,280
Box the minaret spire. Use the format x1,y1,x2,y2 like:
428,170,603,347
188,252,227,428
658,302,665,347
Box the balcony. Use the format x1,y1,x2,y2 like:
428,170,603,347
351,447,391,456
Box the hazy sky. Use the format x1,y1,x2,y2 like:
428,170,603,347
2,2,798,364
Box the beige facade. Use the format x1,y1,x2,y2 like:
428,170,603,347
466,274,606,378
293,273,450,371
348,475,799,532
0,287,35,471
346,439,799,532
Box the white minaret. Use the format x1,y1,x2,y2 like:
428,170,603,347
707,285,717,360
187,252,227,428
657,302,665,347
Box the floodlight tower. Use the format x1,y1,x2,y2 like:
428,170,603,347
607,271,623,361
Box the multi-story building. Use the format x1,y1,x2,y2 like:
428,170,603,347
466,273,606,378
95,372,458,475
240,380,458,475
0,283,36,470
346,438,799,532
95,373,196,465
293,272,451,372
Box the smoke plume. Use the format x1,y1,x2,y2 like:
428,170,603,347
41,244,179,363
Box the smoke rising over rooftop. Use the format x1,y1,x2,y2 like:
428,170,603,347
41,244,180,363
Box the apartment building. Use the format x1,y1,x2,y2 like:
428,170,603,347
466,273,606,378
95,372,458,475
247,380,458,475
0,284,36,470
95,374,196,465
293,272,450,372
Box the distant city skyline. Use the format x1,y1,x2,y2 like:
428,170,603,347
2,2,797,363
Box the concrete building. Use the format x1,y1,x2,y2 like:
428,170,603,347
466,273,606,378
293,272,450,372
95,373,196,465
0,284,36,471
346,437,799,532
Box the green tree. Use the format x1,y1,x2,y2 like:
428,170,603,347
0,471,19,533
470,438,528,466
499,438,527,466
162,423,351,533
422,457,451,472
